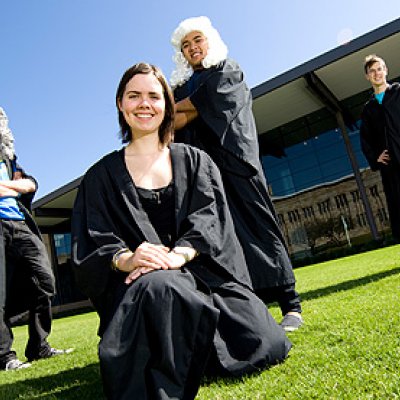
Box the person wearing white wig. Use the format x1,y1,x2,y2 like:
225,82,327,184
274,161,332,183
0,107,71,371
171,16,303,332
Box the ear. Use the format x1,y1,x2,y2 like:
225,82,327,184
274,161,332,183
117,98,123,112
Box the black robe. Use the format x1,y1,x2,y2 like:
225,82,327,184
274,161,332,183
71,144,291,400
174,59,295,290
360,83,400,239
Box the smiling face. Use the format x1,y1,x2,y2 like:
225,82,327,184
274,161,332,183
365,60,388,89
118,73,166,139
181,31,209,69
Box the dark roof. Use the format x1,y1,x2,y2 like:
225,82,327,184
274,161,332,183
251,17,400,135
32,176,81,231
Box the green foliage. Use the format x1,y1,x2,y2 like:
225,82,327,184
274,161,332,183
1,245,400,399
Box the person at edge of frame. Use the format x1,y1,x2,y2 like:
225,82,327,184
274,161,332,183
0,106,73,372
360,54,400,243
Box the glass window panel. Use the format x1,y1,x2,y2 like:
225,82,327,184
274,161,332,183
262,127,367,197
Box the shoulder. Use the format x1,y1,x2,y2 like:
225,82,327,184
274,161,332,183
224,58,241,70
83,150,121,181
387,82,400,96
362,93,376,112
170,142,215,166
211,58,241,74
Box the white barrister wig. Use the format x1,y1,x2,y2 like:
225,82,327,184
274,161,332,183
0,107,15,160
170,16,228,88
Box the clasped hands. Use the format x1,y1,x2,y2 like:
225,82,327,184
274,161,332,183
117,242,192,285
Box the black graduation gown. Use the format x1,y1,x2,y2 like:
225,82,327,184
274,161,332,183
174,59,295,289
71,144,291,400
360,83,400,239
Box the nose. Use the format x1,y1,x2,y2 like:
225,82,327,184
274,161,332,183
138,97,150,107
188,41,197,52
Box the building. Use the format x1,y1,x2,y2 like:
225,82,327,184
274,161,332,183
31,18,400,307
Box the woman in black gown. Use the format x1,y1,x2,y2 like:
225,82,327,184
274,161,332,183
71,62,291,400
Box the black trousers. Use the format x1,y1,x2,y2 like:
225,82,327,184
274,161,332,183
0,219,55,366
381,165,400,240
255,283,302,316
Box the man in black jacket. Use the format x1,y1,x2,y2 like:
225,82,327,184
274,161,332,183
0,107,71,371
360,55,400,241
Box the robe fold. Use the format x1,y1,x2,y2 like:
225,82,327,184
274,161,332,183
174,59,295,289
72,143,291,400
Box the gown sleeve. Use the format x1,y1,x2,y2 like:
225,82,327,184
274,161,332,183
71,161,129,298
188,60,260,174
173,146,252,287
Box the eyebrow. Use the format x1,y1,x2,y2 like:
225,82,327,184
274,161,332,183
125,90,161,96
182,35,203,45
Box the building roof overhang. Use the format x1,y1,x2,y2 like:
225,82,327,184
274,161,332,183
252,18,400,136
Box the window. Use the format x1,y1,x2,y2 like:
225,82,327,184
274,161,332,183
335,194,348,209
369,185,379,197
288,209,301,223
302,206,315,219
351,190,360,202
262,123,369,197
377,208,388,223
356,213,367,227
318,199,331,215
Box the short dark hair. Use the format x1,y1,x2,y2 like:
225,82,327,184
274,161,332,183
116,62,175,145
364,54,386,74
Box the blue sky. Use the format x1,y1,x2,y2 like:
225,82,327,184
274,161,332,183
1,0,399,198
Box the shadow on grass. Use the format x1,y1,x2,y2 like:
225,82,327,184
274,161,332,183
0,363,104,400
300,265,400,301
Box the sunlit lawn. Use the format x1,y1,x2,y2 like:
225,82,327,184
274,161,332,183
1,245,399,399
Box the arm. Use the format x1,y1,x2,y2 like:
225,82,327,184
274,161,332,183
0,178,36,195
174,98,198,130
123,242,199,285
360,108,383,170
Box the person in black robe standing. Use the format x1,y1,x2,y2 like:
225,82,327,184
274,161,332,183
71,63,291,400
360,54,400,241
170,16,302,331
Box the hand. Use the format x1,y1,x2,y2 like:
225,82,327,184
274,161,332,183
377,149,390,165
0,184,19,198
13,171,23,180
165,251,187,270
124,242,172,284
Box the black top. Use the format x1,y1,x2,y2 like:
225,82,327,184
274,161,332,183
136,182,175,247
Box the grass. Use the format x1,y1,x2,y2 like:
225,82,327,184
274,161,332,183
1,245,400,399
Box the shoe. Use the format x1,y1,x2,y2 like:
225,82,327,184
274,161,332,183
28,347,74,362
4,359,31,371
280,313,303,332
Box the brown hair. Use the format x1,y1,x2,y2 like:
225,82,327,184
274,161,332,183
364,54,386,74
116,62,175,145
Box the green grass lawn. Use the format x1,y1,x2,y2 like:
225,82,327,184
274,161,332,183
1,245,399,399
